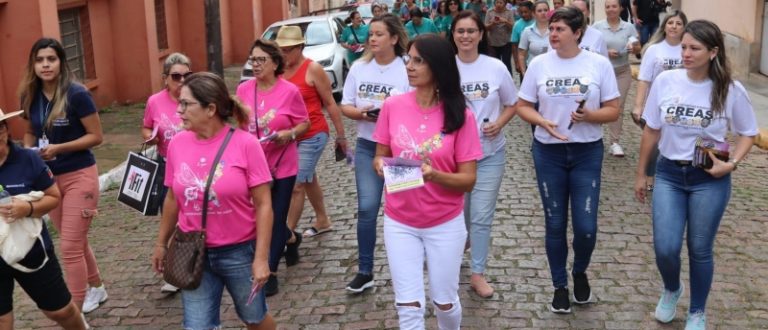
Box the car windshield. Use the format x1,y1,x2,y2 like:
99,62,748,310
263,21,333,46
357,5,373,19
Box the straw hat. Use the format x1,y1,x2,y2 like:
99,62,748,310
274,26,305,47
0,108,23,123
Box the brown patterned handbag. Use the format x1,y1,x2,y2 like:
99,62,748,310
163,128,234,289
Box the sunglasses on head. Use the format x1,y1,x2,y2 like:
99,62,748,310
169,72,193,82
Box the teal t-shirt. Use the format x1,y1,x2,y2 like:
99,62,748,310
405,18,440,39
511,18,534,43
341,24,369,63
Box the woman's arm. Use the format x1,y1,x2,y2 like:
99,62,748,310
634,126,660,203
572,98,620,124
142,127,158,145
0,183,61,222
705,135,755,178
632,80,650,122
250,183,273,287
151,189,180,274
517,49,528,75
39,113,103,160
309,63,347,148
422,160,477,192
517,99,568,141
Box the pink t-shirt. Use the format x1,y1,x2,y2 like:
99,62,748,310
236,79,308,179
142,89,183,157
165,126,272,247
373,91,483,228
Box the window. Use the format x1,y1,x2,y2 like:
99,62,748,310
155,0,168,50
58,7,95,81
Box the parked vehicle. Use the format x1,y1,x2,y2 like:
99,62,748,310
240,15,349,99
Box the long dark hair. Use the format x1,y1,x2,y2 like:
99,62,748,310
18,38,77,129
684,20,731,115
409,35,466,134
449,10,488,55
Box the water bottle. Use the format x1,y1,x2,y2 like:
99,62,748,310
0,185,11,205
481,118,493,156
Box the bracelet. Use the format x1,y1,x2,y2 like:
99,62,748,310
26,201,34,217
728,158,740,171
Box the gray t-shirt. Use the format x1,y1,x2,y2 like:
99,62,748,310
485,9,515,47
519,25,550,65
593,19,638,68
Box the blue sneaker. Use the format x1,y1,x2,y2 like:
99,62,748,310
685,311,706,330
655,282,684,323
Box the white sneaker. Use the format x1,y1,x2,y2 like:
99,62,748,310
160,282,179,293
610,143,625,157
82,285,108,314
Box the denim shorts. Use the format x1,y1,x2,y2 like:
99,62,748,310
296,132,329,183
181,240,267,329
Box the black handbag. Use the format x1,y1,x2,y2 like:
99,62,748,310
163,127,234,289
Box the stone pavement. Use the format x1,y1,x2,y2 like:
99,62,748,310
11,81,768,329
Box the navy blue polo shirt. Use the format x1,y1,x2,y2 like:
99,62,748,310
0,143,56,268
28,83,97,175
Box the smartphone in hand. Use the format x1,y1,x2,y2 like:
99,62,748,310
366,108,381,119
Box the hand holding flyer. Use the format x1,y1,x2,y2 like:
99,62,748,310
382,157,424,193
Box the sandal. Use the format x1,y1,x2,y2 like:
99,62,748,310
303,226,333,238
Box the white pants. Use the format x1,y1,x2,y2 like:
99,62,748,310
384,213,467,330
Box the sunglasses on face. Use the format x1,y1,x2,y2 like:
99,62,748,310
169,72,193,82
248,56,269,65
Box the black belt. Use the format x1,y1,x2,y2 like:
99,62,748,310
664,157,692,166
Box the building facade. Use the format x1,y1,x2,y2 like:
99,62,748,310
0,0,291,138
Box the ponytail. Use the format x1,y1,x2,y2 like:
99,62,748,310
230,95,251,128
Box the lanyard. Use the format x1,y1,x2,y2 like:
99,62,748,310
38,93,53,138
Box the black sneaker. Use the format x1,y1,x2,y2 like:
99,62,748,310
550,287,572,314
572,272,593,304
285,231,302,267
345,273,374,293
264,274,279,297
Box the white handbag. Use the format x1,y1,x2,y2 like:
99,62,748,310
0,191,49,273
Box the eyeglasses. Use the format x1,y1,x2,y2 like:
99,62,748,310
402,55,426,66
169,72,193,82
248,56,269,65
178,100,199,111
455,28,479,35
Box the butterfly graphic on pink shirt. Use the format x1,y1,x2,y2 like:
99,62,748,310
159,113,183,141
176,161,225,211
394,125,444,161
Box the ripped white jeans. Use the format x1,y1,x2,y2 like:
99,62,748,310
384,213,466,330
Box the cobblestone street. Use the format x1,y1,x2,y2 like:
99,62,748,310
12,86,768,329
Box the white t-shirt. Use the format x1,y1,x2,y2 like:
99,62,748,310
341,57,411,141
546,25,608,58
638,40,683,83
456,55,518,156
519,50,620,144
580,26,609,58
642,69,758,161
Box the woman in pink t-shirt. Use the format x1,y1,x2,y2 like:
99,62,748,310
151,72,276,330
236,39,309,297
372,35,482,330
141,52,191,294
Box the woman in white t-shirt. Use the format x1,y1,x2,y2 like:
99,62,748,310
449,10,517,298
339,13,411,294
631,11,688,190
634,20,758,330
517,7,620,314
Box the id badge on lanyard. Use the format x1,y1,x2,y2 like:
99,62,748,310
38,94,51,149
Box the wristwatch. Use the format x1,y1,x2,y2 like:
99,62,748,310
728,158,740,170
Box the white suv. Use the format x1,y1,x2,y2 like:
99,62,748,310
240,15,349,99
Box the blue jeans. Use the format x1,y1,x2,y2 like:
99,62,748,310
182,240,267,329
354,138,384,275
464,149,506,274
296,132,328,183
652,157,731,314
532,139,603,288
636,21,659,45
269,175,297,272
